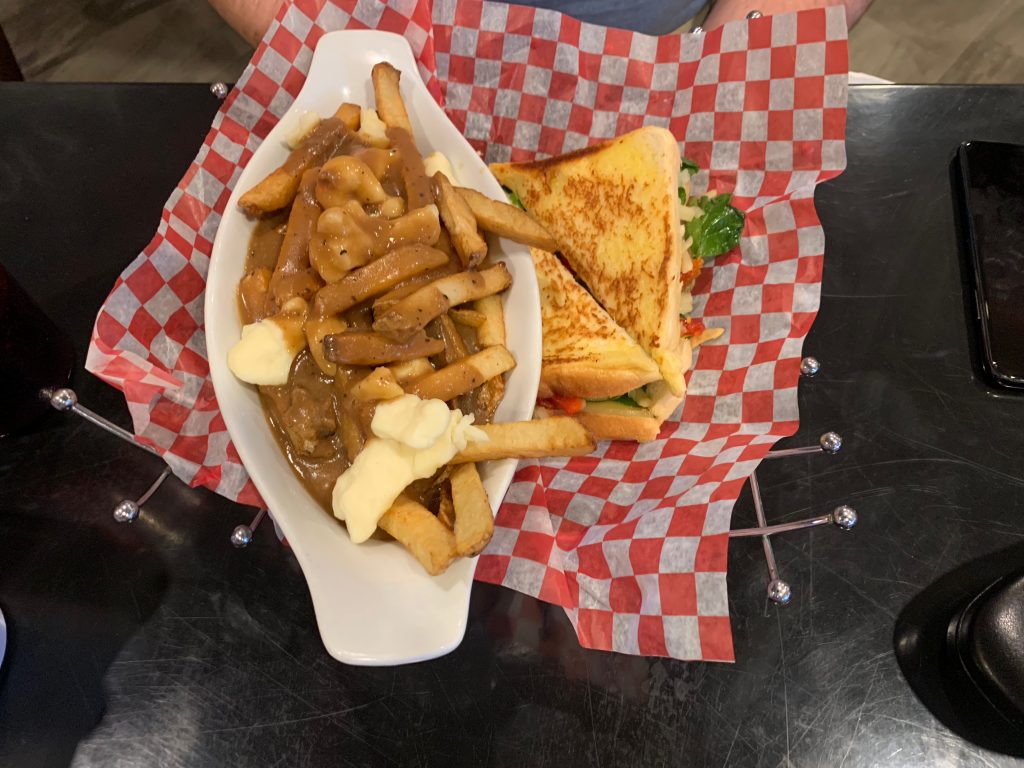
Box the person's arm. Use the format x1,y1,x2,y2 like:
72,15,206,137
208,0,283,47
704,0,871,30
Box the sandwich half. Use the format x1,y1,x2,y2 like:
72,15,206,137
492,126,687,396
531,246,672,441
493,127,735,442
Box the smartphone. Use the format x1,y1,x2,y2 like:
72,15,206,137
954,141,1024,390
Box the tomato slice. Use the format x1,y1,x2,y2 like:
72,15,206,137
681,318,705,338
538,395,586,415
681,257,704,287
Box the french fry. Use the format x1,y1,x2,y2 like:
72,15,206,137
437,482,455,530
450,463,494,557
268,168,324,308
437,313,469,365
371,62,413,134
350,367,404,401
473,371,505,424
373,264,512,340
378,495,458,575
305,315,346,375
451,417,596,464
313,244,449,317
433,172,487,268
449,308,486,328
372,262,458,311
472,294,506,419
239,268,272,324
323,330,445,366
388,356,434,384
408,345,515,402
238,117,348,216
333,102,361,131
474,295,505,347
238,169,300,220
455,186,560,251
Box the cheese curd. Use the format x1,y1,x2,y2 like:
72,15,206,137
282,109,321,149
357,107,389,147
227,298,308,386
331,394,487,544
423,151,457,184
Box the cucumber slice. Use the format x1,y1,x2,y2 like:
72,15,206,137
584,399,653,419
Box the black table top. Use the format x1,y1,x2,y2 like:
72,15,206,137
2,83,1024,768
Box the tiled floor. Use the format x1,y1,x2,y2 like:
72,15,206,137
3,0,1024,83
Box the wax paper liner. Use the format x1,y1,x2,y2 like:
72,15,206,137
85,0,848,661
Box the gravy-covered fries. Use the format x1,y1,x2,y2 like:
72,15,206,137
228,61,591,574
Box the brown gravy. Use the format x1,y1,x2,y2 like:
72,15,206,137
239,130,496,516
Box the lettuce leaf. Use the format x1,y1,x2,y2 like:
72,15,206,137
502,186,526,210
685,193,745,259
680,157,700,175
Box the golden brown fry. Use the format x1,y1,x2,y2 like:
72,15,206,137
407,345,515,402
373,263,512,340
323,330,444,366
333,102,361,131
472,292,507,422
268,168,324,308
373,262,458,310
305,315,346,375
238,169,300,220
437,313,469,365
239,268,272,324
371,62,413,134
437,482,455,530
378,495,458,575
474,295,505,347
313,244,449,317
350,367,404,401
433,173,487,268
473,373,505,424
388,127,433,210
450,463,494,557
238,117,347,217
388,357,434,385
451,417,596,464
455,186,560,251
449,308,486,328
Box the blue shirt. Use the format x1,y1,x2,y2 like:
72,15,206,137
502,0,708,36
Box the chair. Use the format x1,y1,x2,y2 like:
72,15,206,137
0,25,23,81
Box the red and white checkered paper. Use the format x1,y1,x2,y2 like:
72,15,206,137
85,0,847,662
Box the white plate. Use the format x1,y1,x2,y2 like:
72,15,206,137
206,31,540,665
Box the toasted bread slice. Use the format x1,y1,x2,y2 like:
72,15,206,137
492,127,685,395
533,248,661,400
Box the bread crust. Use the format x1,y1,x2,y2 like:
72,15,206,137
574,410,664,442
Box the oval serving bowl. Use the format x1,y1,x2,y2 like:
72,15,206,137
206,31,541,665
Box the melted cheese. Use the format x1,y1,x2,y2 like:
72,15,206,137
331,395,487,543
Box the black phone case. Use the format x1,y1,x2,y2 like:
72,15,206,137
953,141,1024,391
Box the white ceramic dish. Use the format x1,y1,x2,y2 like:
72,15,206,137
206,31,540,665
